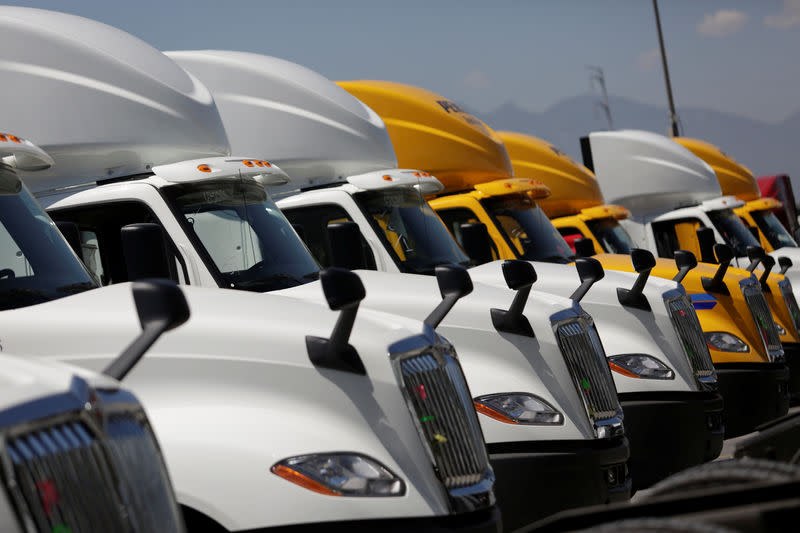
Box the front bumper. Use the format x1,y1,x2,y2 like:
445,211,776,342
716,362,790,438
236,507,501,533
781,342,800,403
488,435,630,532
619,390,724,491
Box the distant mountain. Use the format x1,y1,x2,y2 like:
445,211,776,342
476,94,800,202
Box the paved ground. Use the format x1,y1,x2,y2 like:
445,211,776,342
632,405,799,502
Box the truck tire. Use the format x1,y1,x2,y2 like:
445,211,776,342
642,458,800,499
578,517,737,533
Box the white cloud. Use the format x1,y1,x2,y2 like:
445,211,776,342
463,70,491,90
765,0,800,29
637,48,661,72
697,9,749,37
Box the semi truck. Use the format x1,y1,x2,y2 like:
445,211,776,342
170,50,721,499
0,8,502,532
0,129,188,533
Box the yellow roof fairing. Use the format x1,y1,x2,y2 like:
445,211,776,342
579,204,630,221
472,178,551,199
673,137,759,202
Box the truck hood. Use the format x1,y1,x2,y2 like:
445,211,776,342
0,353,120,415
469,260,700,393
0,282,459,528
281,270,601,442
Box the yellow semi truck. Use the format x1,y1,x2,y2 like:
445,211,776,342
338,81,790,438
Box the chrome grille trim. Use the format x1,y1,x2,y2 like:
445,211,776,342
554,315,623,436
394,347,491,491
778,279,800,334
665,294,717,386
1,407,183,533
741,277,784,361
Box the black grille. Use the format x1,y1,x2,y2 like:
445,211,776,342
396,351,490,490
741,277,783,361
666,295,716,382
555,318,621,425
3,411,183,533
778,279,800,334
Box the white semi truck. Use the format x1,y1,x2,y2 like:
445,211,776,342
0,8,501,532
166,51,723,494
0,131,188,533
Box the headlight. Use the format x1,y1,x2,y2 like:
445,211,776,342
271,453,405,497
775,323,787,336
473,393,564,425
607,354,675,379
705,331,750,353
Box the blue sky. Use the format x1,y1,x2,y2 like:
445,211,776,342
7,1,800,123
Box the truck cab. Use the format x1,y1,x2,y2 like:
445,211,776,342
0,8,501,531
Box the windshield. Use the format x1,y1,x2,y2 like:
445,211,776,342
163,176,320,292
585,217,636,254
481,195,574,262
750,209,797,250
0,167,95,310
706,208,761,257
355,187,470,274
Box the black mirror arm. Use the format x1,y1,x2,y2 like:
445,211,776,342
570,280,593,303
673,265,691,284
425,293,460,329
104,321,167,381
617,269,652,311
702,261,731,295
491,285,535,337
326,303,359,358
746,256,763,273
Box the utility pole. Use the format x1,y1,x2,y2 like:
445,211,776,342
653,0,680,137
587,66,613,130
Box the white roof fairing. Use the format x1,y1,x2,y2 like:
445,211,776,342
588,129,720,219
0,7,230,193
167,50,398,190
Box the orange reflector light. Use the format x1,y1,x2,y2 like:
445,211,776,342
270,464,341,496
382,175,393,181
608,361,640,379
254,160,264,167
422,171,430,177
504,183,512,189
473,401,518,424
197,164,212,173
0,134,7,142
8,135,20,143
243,160,254,167
413,171,421,177
262,160,272,167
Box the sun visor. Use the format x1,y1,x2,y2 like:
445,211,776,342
338,80,513,194
499,131,602,218
167,50,397,194
0,7,229,194
587,129,720,218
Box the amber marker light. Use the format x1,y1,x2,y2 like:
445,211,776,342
270,464,342,496
243,160,254,167
0,134,7,142
382,175,393,181
8,135,20,143
608,361,641,379
473,401,518,424
253,160,263,166
197,164,212,173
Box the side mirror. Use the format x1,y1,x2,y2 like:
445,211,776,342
491,260,536,337
702,243,733,295
574,238,596,258
746,246,766,272
306,268,367,375
459,222,493,265
104,279,190,380
425,264,473,329
779,256,793,275
570,257,604,303
759,255,775,292
673,250,698,284
121,223,172,281
327,221,366,270
748,226,760,241
696,227,717,264
617,248,654,311
55,221,83,259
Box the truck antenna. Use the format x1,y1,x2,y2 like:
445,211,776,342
587,66,614,130
653,0,680,137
